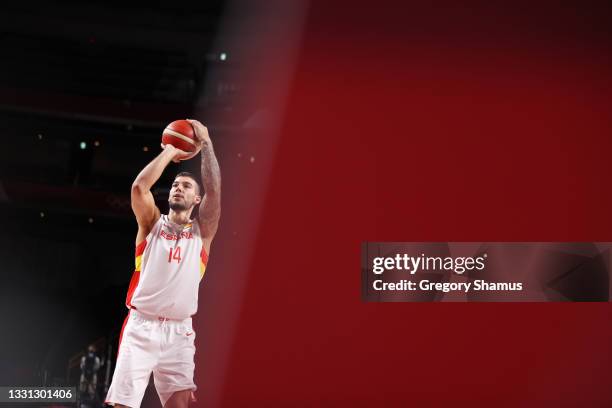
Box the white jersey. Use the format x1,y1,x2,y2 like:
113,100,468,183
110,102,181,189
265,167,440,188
126,214,208,320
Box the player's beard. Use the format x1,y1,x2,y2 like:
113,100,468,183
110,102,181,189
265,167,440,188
169,199,189,211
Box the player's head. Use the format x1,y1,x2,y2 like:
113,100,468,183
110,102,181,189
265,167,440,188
169,172,202,214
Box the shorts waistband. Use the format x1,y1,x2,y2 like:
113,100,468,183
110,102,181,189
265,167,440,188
130,308,190,323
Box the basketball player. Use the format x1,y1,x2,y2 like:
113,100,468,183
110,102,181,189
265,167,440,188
105,119,221,408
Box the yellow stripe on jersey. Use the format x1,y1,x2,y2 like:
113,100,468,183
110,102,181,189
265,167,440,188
200,261,206,280
135,240,147,272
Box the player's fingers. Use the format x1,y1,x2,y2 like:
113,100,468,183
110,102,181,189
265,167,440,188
185,119,199,136
182,147,200,161
187,118,207,130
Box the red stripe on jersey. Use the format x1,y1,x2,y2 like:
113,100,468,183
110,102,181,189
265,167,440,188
200,246,208,265
125,271,140,308
126,240,146,308
125,239,147,309
135,239,147,256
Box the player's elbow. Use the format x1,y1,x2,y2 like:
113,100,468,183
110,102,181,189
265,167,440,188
206,189,221,202
203,177,221,195
131,181,147,195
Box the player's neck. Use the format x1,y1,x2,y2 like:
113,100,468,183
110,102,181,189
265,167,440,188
168,209,192,225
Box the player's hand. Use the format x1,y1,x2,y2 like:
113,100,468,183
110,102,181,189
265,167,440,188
161,143,201,163
186,119,211,145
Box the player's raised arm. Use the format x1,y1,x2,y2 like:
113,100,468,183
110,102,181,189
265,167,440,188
188,119,221,253
131,144,187,241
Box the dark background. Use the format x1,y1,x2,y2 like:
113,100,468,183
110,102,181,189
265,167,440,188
1,1,612,407
0,0,246,404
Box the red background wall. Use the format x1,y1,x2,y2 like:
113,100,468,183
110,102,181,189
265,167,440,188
218,2,612,406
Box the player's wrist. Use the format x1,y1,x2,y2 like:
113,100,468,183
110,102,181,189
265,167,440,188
199,139,213,152
161,143,177,153
160,144,184,164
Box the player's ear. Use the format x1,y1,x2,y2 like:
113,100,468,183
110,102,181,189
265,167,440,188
195,194,202,205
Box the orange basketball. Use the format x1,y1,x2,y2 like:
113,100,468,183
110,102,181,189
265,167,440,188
162,120,198,154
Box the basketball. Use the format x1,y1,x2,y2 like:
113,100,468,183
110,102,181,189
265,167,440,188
162,120,198,154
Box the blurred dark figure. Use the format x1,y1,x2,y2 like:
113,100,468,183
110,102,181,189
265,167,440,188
79,345,101,404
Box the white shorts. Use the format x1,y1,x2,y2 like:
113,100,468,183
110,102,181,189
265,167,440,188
105,309,196,407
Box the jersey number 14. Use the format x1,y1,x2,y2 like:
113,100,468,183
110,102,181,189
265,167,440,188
168,246,182,263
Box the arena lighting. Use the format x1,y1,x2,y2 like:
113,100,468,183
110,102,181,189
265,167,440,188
79,141,87,150
219,52,227,61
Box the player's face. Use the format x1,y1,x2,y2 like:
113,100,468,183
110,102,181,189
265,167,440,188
169,177,200,211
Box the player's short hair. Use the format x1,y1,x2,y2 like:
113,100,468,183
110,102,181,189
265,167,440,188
174,172,201,195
